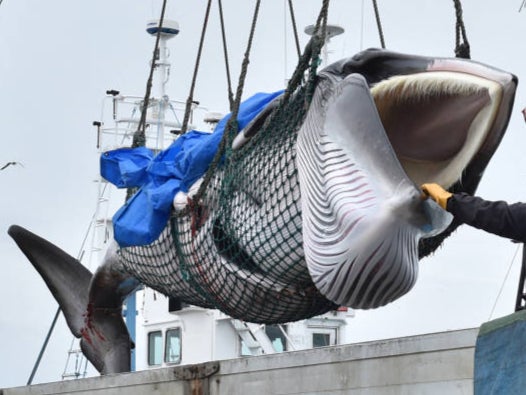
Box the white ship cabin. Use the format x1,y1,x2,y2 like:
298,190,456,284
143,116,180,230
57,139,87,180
134,289,355,370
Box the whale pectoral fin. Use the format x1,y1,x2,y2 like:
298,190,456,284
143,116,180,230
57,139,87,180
8,225,91,336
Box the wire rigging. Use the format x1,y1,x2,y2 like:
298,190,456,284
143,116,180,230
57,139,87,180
488,244,521,320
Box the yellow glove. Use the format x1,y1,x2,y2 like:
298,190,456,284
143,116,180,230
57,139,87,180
421,183,452,210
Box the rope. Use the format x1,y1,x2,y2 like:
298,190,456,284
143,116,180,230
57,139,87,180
176,0,328,216
287,0,301,58
304,0,329,101
128,1,337,323
282,36,321,104
225,0,262,150
314,0,330,38
180,0,213,134
453,0,471,59
189,0,262,207
132,0,168,148
371,0,386,49
217,0,235,111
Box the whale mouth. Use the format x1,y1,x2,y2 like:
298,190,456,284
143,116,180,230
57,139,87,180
371,71,501,188
297,57,517,309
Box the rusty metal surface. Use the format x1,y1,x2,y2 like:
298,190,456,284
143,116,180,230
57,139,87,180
173,362,220,395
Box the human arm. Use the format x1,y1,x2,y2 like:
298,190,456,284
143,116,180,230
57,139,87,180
446,193,526,241
422,183,526,241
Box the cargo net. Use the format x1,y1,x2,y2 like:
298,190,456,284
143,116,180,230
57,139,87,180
119,34,337,324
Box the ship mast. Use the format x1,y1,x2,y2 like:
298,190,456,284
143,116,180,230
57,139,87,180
146,18,180,150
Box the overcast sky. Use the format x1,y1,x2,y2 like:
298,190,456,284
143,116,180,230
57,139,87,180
1,0,526,388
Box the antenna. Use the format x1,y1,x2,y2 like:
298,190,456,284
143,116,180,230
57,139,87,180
146,19,179,98
304,24,345,66
143,18,181,150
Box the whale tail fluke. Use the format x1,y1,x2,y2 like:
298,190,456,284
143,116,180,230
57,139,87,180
8,225,91,337
8,225,133,374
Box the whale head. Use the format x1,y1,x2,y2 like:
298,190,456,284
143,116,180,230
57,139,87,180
298,49,517,308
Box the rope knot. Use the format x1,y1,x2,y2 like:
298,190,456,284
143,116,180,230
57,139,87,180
455,42,471,59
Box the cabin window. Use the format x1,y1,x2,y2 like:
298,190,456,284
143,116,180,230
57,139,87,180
240,338,252,356
240,324,287,355
165,327,182,364
311,327,338,348
147,331,163,365
265,324,287,352
312,333,331,347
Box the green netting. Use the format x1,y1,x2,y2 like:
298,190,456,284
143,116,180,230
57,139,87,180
119,30,338,324
119,82,336,324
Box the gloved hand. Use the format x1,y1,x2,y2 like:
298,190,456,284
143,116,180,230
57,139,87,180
421,183,452,210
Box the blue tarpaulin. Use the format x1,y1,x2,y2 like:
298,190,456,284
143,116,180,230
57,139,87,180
101,147,154,188
101,90,283,247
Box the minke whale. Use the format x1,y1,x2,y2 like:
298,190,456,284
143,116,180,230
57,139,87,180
9,49,517,374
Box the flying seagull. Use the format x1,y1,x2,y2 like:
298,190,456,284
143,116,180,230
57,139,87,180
1,161,24,171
